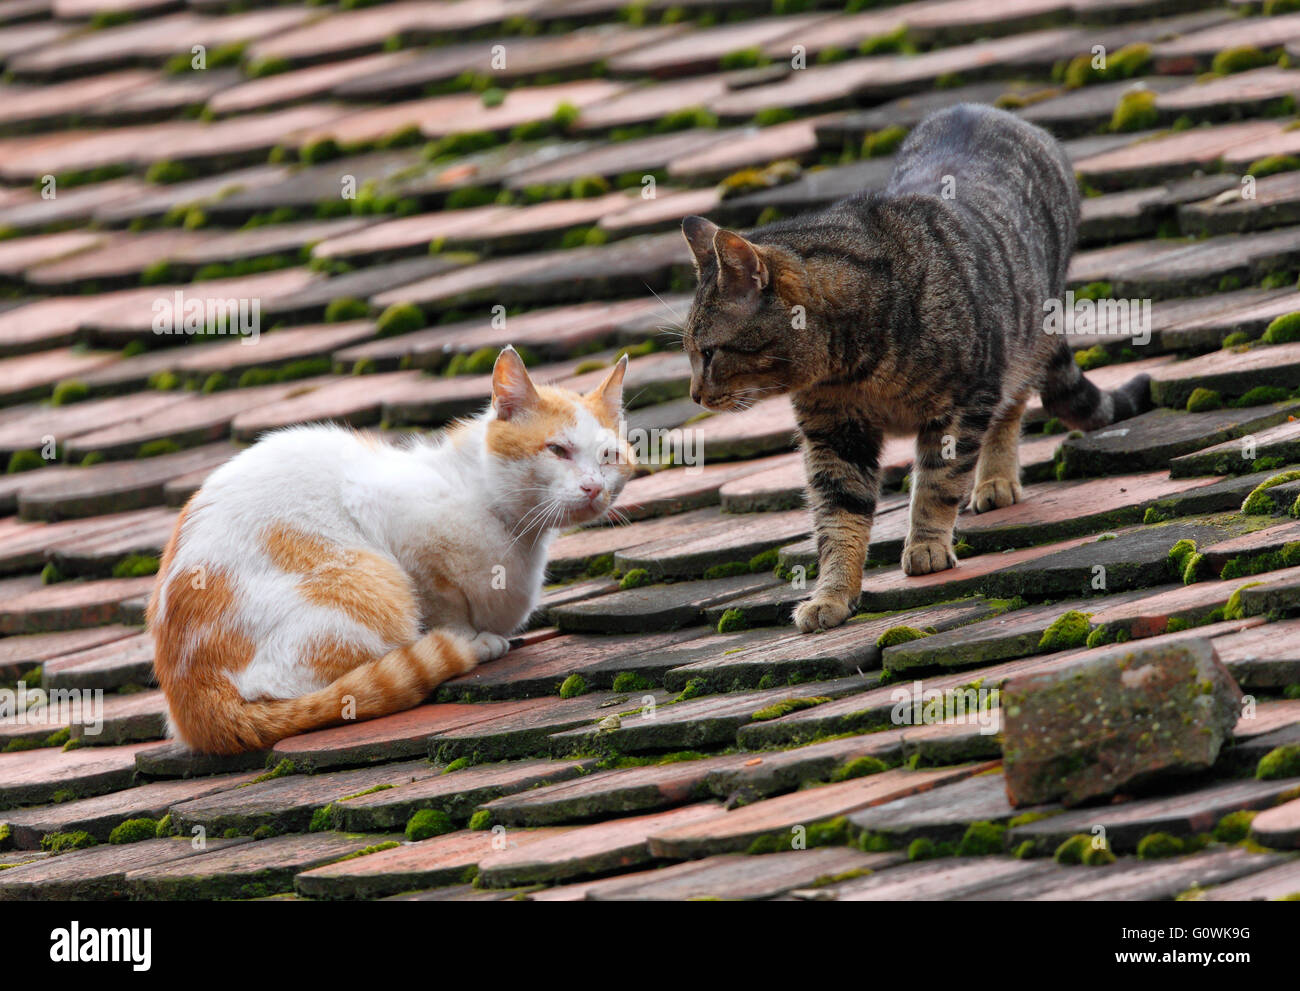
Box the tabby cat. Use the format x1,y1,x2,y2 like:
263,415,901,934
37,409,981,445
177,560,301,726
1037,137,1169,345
149,348,633,753
680,104,1151,633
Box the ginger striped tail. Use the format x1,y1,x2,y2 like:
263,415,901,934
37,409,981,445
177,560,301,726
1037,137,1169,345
159,632,476,755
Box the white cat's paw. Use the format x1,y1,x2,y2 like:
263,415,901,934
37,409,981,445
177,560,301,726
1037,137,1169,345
468,631,511,663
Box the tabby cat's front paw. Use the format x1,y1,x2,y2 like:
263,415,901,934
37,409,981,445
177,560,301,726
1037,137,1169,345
969,477,1022,514
794,596,851,633
901,540,957,576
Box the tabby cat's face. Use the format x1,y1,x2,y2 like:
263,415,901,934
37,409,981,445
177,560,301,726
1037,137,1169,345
680,216,806,411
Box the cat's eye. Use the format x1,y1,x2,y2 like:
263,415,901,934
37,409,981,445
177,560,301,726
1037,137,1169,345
700,347,715,364
547,444,571,459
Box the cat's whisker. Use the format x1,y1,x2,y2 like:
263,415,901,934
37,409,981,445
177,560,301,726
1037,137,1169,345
642,282,686,326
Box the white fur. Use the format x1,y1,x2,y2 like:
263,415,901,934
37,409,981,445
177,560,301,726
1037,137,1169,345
154,389,629,703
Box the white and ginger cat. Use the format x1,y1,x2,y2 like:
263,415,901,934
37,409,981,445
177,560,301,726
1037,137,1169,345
148,347,634,754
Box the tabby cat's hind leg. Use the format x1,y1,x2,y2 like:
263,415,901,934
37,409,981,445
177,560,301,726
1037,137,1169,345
969,397,1027,514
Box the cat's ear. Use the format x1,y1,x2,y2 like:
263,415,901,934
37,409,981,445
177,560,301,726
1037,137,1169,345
681,215,719,271
491,345,540,421
713,229,769,298
587,353,628,422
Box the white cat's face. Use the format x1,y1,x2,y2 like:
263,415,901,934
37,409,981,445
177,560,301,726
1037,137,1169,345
484,349,635,532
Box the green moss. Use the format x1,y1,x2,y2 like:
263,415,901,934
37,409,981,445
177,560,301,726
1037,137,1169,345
829,755,887,782
907,837,939,861
703,561,750,580
148,369,181,391
198,372,228,394
1211,46,1277,76
324,297,369,322
858,23,911,56
6,449,47,474
1082,844,1116,866
1213,809,1257,842
618,568,651,590
558,673,588,699
858,830,896,853
247,56,291,79
748,548,779,573
1038,610,1093,652
1236,386,1291,408
862,125,907,158
137,439,181,458
1136,831,1185,859
405,808,455,841
153,813,173,838
40,562,64,585
42,831,97,854
584,553,615,578
1013,840,1037,859
1110,89,1158,133
746,832,788,855
716,608,747,634
1073,344,1110,371
1007,811,1056,828
957,820,1006,856
308,805,335,832
468,809,493,830
751,696,831,721
112,554,159,578
1085,624,1114,648
50,380,90,406
252,758,296,783
1066,43,1151,87
1263,311,1300,344
106,817,158,845
720,46,769,70
611,671,655,692
1167,538,1197,576
1075,281,1112,301
1181,551,1207,585
345,840,409,866
1256,744,1300,780
1222,331,1252,349
1185,387,1223,413
806,816,851,848
675,678,709,702
1053,834,1092,865
375,302,426,338
569,174,610,199
1242,470,1300,514
1220,542,1300,580
876,625,928,649
1222,582,1262,621
144,160,195,185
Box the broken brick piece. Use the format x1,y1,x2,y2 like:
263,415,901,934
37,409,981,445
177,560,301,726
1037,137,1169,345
1002,637,1242,808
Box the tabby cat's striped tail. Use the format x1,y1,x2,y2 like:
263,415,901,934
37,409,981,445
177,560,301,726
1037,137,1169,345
1040,342,1152,432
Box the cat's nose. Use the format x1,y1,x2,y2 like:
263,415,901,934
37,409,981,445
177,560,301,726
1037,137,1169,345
580,481,602,501
690,387,701,404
